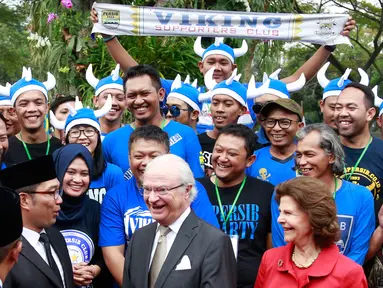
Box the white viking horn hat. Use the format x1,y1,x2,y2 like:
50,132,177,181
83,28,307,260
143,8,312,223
94,93,112,118
204,67,218,91
86,64,100,88
286,73,306,92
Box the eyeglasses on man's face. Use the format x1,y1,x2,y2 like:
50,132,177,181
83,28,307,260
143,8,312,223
68,128,97,139
264,118,299,129
25,190,61,200
140,184,185,196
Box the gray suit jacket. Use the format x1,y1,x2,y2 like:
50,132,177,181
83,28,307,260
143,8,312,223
3,227,74,288
122,210,237,288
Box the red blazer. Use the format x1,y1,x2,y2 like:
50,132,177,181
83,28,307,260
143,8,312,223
254,243,367,288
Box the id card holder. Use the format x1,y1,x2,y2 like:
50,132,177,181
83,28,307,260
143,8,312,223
229,235,239,260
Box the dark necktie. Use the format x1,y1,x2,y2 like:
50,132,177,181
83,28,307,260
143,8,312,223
39,233,63,284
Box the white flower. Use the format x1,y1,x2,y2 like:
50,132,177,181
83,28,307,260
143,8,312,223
41,39,46,47
46,40,51,47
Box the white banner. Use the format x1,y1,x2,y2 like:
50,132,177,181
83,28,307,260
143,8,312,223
91,3,351,46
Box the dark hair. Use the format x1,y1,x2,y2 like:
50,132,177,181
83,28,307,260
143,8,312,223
344,82,375,109
128,125,170,153
217,124,256,157
275,177,340,248
0,112,6,126
123,64,162,92
50,95,76,114
65,127,106,179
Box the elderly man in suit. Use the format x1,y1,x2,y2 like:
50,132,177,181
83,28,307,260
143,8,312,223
0,156,74,288
0,186,23,288
122,154,236,288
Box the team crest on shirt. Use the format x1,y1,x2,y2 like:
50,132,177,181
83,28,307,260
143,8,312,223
257,168,271,181
124,206,154,241
61,230,95,264
341,167,381,200
336,215,354,255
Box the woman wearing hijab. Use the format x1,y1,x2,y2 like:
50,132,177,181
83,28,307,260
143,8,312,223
53,144,109,287
50,96,124,205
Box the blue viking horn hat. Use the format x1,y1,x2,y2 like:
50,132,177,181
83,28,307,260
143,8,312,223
0,83,12,106
86,64,124,96
194,37,248,64
168,74,202,112
373,86,383,117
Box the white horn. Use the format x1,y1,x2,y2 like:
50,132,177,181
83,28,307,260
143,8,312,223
358,68,369,86
86,64,99,88
22,67,29,78
171,74,182,91
184,75,190,85
247,75,258,99
66,102,77,116
0,83,11,97
233,40,248,58
317,62,331,88
75,96,83,110
214,37,224,46
373,86,383,107
249,78,269,100
337,68,352,87
198,91,212,102
111,64,120,81
286,73,306,92
262,72,269,83
24,67,32,82
49,111,66,130
225,69,238,85
204,67,218,91
43,72,56,91
191,79,198,88
193,37,205,57
94,94,112,118
234,73,242,82
269,68,281,80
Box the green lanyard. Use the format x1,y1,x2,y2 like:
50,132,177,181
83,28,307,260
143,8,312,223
19,132,51,160
344,136,372,181
332,177,338,199
215,176,247,224
131,118,166,130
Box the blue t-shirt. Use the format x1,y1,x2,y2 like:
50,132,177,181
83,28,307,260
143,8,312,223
341,137,383,220
102,120,204,179
246,146,297,186
87,162,124,204
1,162,6,170
271,180,375,265
99,177,219,247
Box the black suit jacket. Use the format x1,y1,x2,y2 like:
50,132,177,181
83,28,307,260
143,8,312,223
4,227,74,288
122,210,237,288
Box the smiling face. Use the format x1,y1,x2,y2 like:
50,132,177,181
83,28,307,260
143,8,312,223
15,91,48,132
212,134,255,184
334,87,375,138
296,131,334,178
320,96,338,131
198,54,236,83
143,165,189,226
129,139,168,186
0,106,21,137
94,88,125,122
62,157,90,197
277,195,313,246
125,75,164,124
211,94,245,129
67,125,99,155
264,107,303,149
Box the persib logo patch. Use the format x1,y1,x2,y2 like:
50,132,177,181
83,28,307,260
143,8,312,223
61,230,95,264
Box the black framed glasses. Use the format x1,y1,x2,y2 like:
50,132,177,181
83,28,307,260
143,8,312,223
162,105,193,118
26,190,61,200
68,128,97,139
264,118,299,129
140,184,185,196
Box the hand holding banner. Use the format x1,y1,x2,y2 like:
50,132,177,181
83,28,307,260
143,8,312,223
91,3,351,46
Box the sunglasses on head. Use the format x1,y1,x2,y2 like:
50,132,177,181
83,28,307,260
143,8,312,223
162,105,193,118
252,101,273,114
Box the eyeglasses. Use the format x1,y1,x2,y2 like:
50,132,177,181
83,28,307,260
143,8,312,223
68,128,96,139
264,118,299,129
162,105,193,118
140,183,185,196
26,190,61,200
252,101,272,114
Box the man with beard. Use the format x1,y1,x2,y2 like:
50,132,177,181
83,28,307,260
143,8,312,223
102,64,204,179
87,64,126,138
0,113,9,169
317,62,369,132
335,82,383,220
3,68,62,165
0,83,21,138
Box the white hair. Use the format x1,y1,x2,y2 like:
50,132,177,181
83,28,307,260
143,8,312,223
145,154,198,202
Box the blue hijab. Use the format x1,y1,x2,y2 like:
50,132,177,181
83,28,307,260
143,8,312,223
53,144,93,223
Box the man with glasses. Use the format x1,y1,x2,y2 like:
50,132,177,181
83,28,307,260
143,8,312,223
122,153,236,288
0,84,21,138
100,125,218,286
0,155,74,288
0,186,23,288
247,98,304,185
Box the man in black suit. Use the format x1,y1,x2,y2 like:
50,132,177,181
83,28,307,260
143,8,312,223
0,186,23,288
0,156,74,288
122,154,236,288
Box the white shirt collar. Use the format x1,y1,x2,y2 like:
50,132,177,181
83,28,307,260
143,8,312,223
157,207,191,234
22,227,45,247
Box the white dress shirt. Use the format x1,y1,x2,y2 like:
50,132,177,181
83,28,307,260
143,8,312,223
149,207,191,268
22,228,66,288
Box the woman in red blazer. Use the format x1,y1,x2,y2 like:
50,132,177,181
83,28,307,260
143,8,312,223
254,177,367,288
